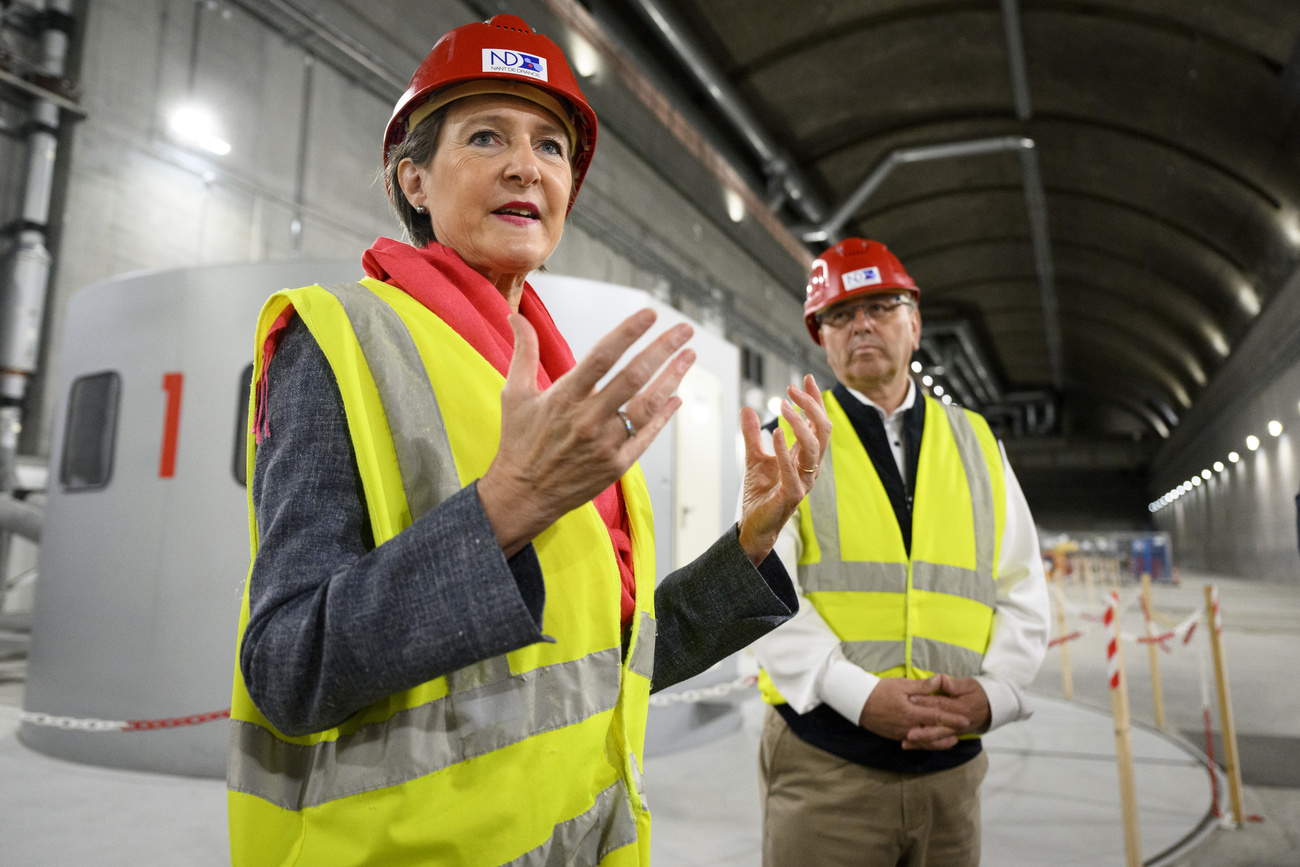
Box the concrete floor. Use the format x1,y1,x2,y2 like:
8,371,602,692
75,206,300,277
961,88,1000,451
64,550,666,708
0,570,1297,865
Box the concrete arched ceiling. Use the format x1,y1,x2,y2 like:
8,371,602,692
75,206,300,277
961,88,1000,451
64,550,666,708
637,0,1300,441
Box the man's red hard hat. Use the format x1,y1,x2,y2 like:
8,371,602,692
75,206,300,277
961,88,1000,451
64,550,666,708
382,14,598,214
803,238,920,345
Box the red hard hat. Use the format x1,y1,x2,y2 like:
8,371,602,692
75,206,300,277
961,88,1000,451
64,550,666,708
803,238,920,344
383,15,598,214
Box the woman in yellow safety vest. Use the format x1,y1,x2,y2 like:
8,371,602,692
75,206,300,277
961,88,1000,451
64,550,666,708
227,14,831,867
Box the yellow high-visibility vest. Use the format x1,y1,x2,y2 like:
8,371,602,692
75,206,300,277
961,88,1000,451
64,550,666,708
228,279,657,866
761,389,1005,703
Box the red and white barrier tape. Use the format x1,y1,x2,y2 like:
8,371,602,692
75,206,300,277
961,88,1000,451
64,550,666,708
1049,583,1200,654
1121,608,1201,651
1055,586,1142,625
0,705,229,732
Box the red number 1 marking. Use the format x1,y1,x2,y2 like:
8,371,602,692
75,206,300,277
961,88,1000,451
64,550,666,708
160,372,184,478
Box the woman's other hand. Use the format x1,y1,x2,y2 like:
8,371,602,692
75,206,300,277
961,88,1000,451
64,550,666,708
479,309,694,557
737,375,831,566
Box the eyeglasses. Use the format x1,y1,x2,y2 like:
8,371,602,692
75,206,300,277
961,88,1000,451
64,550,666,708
817,295,914,329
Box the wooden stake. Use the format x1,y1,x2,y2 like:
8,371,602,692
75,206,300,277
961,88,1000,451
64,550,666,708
1106,591,1143,867
1053,578,1073,699
1084,557,1097,607
1141,574,1166,728
1205,584,1246,825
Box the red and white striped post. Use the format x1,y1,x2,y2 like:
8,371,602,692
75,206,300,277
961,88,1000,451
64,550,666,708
1205,584,1246,825
1106,590,1142,867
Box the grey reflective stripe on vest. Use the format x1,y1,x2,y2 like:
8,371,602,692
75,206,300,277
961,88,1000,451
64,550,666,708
324,282,462,519
910,561,996,608
799,446,907,594
841,640,906,673
943,405,996,583
911,636,983,677
503,777,638,867
229,648,622,811
627,614,656,681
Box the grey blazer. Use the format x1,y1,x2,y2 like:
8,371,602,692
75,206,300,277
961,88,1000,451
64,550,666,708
241,317,797,737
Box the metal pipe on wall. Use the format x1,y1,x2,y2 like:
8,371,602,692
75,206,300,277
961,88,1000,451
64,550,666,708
0,0,74,490
623,0,826,225
800,136,1032,245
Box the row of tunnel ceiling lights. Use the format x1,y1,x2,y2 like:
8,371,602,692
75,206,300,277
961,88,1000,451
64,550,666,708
759,360,954,418
912,360,956,405
1149,409,1295,513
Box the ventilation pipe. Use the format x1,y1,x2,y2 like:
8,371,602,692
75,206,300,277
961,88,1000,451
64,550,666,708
623,0,826,223
0,0,74,491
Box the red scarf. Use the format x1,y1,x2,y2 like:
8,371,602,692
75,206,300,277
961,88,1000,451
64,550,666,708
258,238,637,626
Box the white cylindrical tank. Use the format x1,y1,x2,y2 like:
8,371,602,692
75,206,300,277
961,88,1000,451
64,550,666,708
24,260,361,777
24,264,743,777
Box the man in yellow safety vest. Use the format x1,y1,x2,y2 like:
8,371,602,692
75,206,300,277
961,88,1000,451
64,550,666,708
753,238,1051,866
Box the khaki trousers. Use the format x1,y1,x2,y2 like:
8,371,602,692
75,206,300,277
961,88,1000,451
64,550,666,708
759,707,987,867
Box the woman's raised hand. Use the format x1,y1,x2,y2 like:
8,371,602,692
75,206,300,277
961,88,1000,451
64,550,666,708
478,309,695,557
736,375,832,566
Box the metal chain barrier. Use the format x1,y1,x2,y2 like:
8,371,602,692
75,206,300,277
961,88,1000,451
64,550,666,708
648,675,757,707
0,705,229,732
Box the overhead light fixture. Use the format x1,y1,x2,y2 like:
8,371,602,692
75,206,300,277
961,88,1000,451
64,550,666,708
911,361,922,373
922,375,933,386
1246,435,1260,451
767,396,782,417
1281,207,1300,248
1228,451,1240,463
933,385,944,396
1237,284,1261,317
1268,420,1283,437
724,188,746,223
1213,461,1224,472
1201,469,1211,479
1192,477,1202,486
569,34,601,79
169,104,231,156
941,394,952,405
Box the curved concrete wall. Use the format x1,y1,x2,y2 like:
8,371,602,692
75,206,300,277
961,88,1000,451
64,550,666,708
1152,265,1300,584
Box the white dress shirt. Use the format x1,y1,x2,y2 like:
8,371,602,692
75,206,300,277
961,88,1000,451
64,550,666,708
751,380,1051,731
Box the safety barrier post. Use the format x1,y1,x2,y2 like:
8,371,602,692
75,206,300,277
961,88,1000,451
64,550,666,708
1140,573,1166,728
1205,584,1245,825
1106,591,1142,867
1052,578,1073,699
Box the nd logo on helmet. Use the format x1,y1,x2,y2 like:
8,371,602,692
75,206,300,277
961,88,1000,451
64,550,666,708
482,49,548,81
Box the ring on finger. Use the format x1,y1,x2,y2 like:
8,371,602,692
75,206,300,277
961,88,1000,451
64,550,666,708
617,409,637,439
798,463,819,474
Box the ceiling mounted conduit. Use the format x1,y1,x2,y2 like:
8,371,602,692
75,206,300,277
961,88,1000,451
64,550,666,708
622,0,826,224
